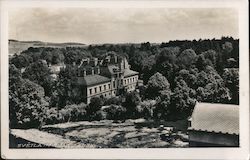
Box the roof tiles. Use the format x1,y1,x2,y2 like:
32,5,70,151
189,102,239,135
77,75,110,86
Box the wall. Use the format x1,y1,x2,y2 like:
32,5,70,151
84,74,139,104
86,82,112,104
123,75,139,92
189,130,239,147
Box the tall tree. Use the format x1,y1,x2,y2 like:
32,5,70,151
222,68,239,104
22,60,54,96
146,72,170,99
177,49,197,69
9,66,49,128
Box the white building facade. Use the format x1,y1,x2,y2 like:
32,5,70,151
75,54,139,104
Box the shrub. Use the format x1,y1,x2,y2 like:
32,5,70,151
136,100,156,119
123,91,141,118
9,76,49,129
104,97,122,105
153,100,171,120
60,103,87,122
86,97,104,120
44,107,59,124
103,105,127,120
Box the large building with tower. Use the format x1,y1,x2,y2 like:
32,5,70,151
71,53,139,104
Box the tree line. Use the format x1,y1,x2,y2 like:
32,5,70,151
9,37,239,128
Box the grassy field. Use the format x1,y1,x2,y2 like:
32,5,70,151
10,119,189,148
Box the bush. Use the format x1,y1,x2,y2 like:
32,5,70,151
86,97,104,120
103,105,127,120
59,103,87,122
44,107,62,124
9,76,49,129
136,100,156,119
123,91,141,119
153,101,171,120
104,97,122,105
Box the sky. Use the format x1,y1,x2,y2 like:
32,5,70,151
9,8,238,44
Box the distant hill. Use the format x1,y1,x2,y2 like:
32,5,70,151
9,40,86,55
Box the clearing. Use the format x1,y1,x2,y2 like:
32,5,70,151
10,119,189,148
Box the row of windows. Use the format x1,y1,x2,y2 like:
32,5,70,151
89,90,117,98
89,83,111,95
124,76,138,85
88,76,138,95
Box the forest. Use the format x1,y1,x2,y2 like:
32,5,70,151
9,37,239,129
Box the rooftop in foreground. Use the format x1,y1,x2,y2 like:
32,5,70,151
189,102,239,135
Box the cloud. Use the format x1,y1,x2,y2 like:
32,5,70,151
9,8,238,43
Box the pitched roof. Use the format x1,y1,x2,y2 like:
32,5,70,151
77,74,110,86
107,65,120,75
124,69,139,77
189,102,239,135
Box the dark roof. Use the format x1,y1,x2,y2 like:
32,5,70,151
107,65,120,75
189,102,239,135
124,69,138,77
77,74,110,86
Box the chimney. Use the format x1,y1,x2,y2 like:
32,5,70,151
94,58,98,66
83,69,86,77
114,55,117,63
97,67,100,74
87,58,90,64
91,67,95,75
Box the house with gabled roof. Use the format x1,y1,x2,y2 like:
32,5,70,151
188,102,239,147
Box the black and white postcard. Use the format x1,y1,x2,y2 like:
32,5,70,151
1,0,249,159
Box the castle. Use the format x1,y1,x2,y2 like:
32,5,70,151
65,53,139,104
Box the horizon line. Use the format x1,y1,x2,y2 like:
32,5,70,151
9,36,239,45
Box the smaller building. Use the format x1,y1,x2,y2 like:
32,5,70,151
188,102,239,147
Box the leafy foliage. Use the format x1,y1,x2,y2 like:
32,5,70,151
9,66,49,128
102,105,127,120
146,72,170,99
136,100,156,119
9,37,239,127
123,91,141,118
22,60,54,96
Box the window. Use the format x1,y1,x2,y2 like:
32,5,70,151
94,87,97,93
121,80,123,85
113,81,115,88
99,86,102,92
108,84,111,89
124,79,126,84
133,77,135,82
89,88,92,95
104,85,106,90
